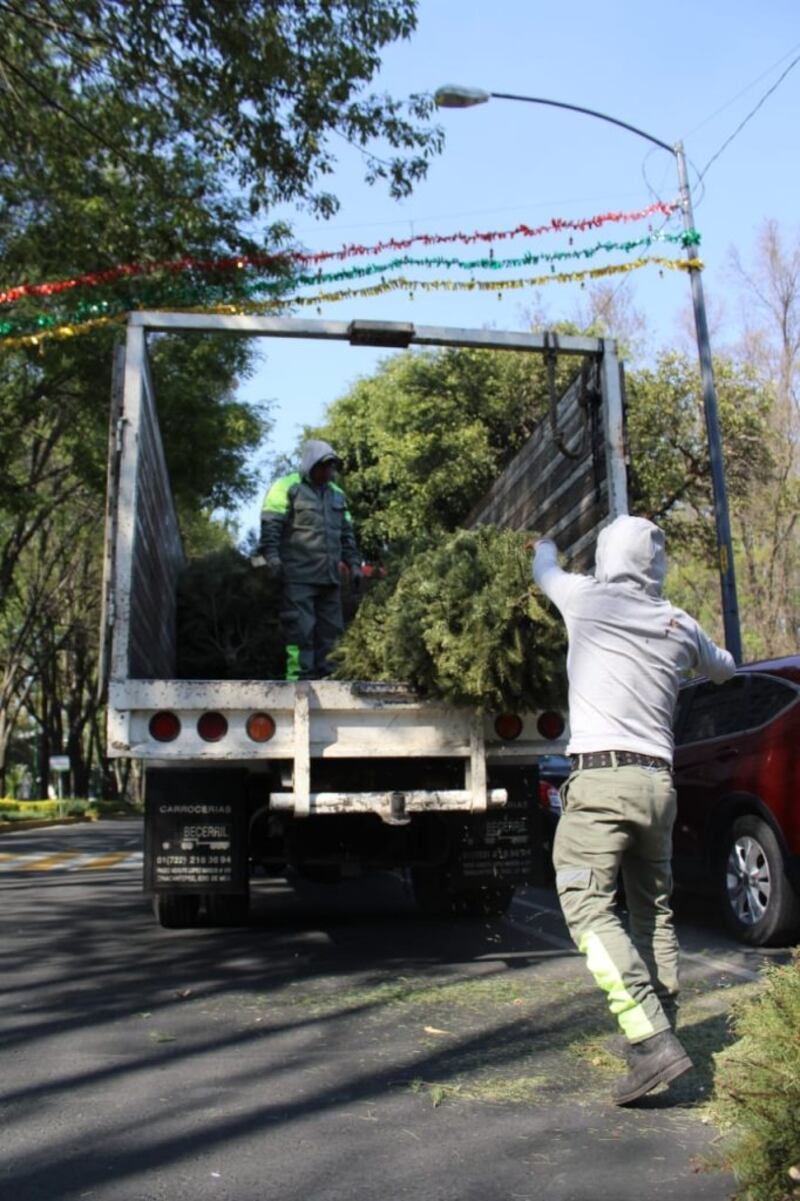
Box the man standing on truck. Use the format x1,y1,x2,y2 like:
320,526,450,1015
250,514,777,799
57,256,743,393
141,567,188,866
533,515,735,1105
258,440,362,681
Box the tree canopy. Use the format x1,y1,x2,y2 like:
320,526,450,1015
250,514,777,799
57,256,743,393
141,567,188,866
310,346,575,558
307,310,792,680
0,0,442,794
0,0,442,222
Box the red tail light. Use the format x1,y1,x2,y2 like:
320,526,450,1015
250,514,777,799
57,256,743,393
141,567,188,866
494,713,524,741
197,711,228,742
537,711,565,740
246,712,276,743
538,781,561,811
149,711,180,742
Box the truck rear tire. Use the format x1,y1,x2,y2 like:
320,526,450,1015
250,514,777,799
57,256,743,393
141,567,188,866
153,892,201,929
205,891,251,927
411,867,453,917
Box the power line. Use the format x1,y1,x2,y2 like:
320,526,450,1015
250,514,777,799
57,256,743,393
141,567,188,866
684,41,800,139
697,52,800,185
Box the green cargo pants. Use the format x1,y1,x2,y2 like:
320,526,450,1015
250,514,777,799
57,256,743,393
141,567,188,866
553,763,679,1043
281,581,344,680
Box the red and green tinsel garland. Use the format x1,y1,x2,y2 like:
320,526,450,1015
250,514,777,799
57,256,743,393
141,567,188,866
0,200,700,351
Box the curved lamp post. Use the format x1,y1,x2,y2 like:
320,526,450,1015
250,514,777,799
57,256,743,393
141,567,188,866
435,85,742,663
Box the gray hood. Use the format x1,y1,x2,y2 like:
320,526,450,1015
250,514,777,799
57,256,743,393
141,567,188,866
594,515,667,597
299,439,340,478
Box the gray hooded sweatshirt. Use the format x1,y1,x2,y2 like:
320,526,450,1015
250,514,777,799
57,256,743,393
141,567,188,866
533,515,735,762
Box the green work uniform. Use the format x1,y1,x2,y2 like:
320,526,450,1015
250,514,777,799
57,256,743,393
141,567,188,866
260,440,361,680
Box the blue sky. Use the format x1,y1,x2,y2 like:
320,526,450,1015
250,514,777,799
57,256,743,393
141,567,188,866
236,0,800,537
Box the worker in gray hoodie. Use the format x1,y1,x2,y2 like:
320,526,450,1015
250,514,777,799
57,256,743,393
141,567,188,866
259,440,362,680
533,515,735,1105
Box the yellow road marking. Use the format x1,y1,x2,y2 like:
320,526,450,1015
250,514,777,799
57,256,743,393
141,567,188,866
84,851,129,870
22,851,80,871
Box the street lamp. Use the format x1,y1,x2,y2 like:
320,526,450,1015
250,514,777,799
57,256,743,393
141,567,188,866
435,85,742,664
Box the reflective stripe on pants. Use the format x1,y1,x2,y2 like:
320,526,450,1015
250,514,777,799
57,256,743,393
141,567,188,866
553,763,679,1042
281,581,344,680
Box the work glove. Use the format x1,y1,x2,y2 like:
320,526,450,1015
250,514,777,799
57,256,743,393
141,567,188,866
252,555,283,580
350,564,364,592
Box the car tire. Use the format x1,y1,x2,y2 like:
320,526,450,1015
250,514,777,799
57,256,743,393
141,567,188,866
719,815,800,946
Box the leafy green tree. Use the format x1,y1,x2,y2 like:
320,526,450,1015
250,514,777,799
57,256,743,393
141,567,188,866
310,328,782,673
625,351,773,558
0,0,444,792
726,220,800,656
0,491,100,796
311,346,575,558
0,0,441,221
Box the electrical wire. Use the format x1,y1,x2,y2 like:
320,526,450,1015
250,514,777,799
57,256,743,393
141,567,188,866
697,52,800,185
683,41,800,140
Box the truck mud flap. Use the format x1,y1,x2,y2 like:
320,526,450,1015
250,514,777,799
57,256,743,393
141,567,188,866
450,767,545,888
144,768,248,894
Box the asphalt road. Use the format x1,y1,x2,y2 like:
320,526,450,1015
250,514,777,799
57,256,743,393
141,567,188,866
0,820,790,1201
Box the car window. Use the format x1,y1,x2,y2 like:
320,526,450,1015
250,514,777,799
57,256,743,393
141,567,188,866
745,674,798,727
676,675,749,745
673,687,695,735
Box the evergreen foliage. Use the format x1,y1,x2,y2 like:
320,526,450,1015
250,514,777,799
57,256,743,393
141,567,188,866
331,527,567,711
176,548,284,680
711,951,800,1201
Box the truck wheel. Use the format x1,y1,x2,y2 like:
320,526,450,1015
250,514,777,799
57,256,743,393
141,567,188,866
205,891,251,927
719,815,800,946
153,893,201,929
410,867,455,917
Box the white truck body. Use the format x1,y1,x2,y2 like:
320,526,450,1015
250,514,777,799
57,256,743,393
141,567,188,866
102,313,627,925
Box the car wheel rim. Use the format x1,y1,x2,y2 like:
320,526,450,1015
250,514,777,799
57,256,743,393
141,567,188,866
726,835,771,925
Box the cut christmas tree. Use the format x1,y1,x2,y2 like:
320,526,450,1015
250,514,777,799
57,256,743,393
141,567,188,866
332,527,566,712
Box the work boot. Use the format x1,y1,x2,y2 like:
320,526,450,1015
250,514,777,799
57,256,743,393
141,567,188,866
611,1030,693,1106
605,1034,632,1062
606,1007,678,1061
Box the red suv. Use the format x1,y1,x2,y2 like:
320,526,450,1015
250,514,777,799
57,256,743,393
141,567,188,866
672,655,800,946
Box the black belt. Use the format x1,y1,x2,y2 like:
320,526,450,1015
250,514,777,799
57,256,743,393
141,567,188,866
570,750,671,771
